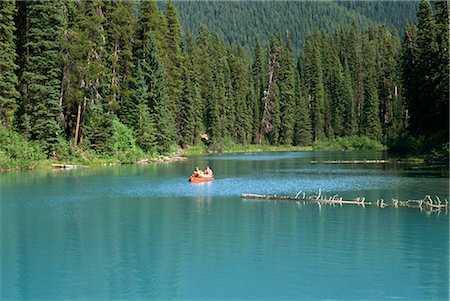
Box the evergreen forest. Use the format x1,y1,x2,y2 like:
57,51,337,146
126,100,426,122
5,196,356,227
0,0,448,170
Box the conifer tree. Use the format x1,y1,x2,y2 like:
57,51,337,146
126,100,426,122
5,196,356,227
141,33,175,153
61,0,109,148
342,60,356,136
409,0,435,137
135,0,168,63
229,44,251,144
0,1,19,128
304,35,325,141
294,60,312,146
431,0,449,139
330,55,347,137
103,0,135,114
196,24,213,140
165,0,184,136
346,23,364,134
179,32,202,147
20,1,65,154
362,40,382,141
208,34,228,149
260,37,281,144
252,41,264,144
278,33,296,145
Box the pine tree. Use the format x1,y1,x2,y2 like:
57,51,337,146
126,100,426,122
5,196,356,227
229,44,251,144
208,34,228,149
196,24,213,141
0,1,19,128
294,60,312,146
342,60,356,136
410,0,436,137
362,40,382,141
20,1,65,154
252,41,264,144
431,0,449,139
141,33,175,153
135,0,168,63
346,22,364,134
178,32,202,147
330,55,347,137
278,33,296,145
103,0,135,114
165,0,184,138
260,37,281,144
304,35,325,141
60,0,109,148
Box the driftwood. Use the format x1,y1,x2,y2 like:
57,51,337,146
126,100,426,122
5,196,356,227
311,160,392,164
52,164,89,169
241,190,448,213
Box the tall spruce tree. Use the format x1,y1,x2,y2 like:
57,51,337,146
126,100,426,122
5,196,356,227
410,0,436,137
330,55,348,137
165,0,184,138
196,24,213,141
278,33,296,145
294,59,312,146
61,0,109,148
141,33,175,153
179,32,202,147
304,35,325,141
136,0,168,64
103,0,135,114
252,41,264,144
19,1,65,154
362,39,382,141
431,0,449,140
0,1,19,128
229,44,251,144
130,64,157,152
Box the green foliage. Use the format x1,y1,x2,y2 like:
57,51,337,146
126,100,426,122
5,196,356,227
83,105,114,153
3,0,445,171
0,1,19,128
110,118,144,163
313,136,386,151
0,125,46,171
141,33,176,154
176,1,417,51
19,1,65,155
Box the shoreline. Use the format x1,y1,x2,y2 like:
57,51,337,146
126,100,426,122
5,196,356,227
1,145,441,173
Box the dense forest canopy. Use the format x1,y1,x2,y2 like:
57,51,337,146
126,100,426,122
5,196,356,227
175,0,419,51
0,0,448,168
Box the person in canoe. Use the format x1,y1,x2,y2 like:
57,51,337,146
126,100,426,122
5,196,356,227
204,166,213,178
193,167,203,177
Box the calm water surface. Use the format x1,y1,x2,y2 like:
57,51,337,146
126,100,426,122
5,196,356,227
1,151,449,300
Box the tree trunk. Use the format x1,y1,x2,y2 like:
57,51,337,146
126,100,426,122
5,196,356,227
74,103,81,146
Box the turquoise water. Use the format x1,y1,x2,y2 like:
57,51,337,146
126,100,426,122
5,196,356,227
1,151,448,300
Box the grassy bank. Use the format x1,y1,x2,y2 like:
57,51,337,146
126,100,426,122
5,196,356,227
181,143,312,156
312,136,387,151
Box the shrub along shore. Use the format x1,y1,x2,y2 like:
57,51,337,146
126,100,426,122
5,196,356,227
2,125,445,173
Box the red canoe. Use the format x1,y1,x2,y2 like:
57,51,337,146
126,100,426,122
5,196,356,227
189,176,214,183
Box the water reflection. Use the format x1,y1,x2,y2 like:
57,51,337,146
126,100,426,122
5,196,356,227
1,151,448,299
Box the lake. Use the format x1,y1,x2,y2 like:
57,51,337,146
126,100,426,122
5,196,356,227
1,151,448,300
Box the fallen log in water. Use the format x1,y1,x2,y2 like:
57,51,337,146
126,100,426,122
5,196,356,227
311,160,392,164
52,164,89,169
241,191,448,212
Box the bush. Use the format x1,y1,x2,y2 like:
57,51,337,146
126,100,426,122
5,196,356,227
313,136,386,151
109,119,144,163
0,125,46,171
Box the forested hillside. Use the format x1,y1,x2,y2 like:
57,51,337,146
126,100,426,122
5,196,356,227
176,0,419,50
0,0,448,170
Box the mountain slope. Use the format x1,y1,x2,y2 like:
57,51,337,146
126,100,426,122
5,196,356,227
175,0,418,51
